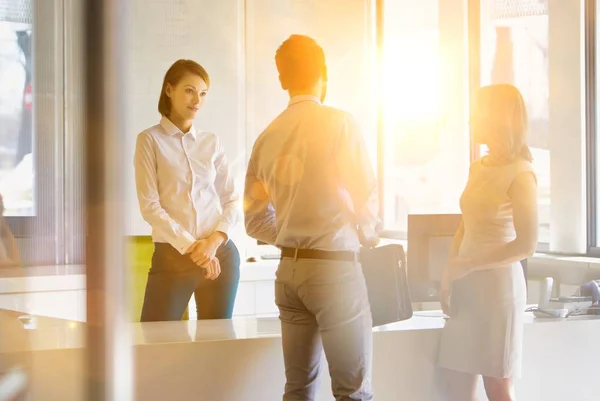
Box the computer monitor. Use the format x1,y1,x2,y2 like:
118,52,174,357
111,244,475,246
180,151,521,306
407,213,528,303
407,214,462,302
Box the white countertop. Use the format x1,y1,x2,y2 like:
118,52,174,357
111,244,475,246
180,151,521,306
3,246,600,295
4,309,600,352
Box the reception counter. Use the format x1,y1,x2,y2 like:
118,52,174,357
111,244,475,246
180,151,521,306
4,310,599,401
2,257,600,400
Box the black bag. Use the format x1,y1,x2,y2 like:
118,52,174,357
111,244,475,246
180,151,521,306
359,244,413,327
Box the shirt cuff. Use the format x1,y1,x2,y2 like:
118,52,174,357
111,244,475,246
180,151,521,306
359,224,378,241
174,232,197,255
214,221,231,244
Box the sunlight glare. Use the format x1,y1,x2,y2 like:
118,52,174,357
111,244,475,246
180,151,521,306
382,34,439,121
382,32,441,165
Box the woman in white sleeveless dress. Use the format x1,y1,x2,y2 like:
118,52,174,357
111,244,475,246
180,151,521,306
437,84,538,401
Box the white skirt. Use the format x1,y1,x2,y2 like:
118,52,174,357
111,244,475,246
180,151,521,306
436,262,527,378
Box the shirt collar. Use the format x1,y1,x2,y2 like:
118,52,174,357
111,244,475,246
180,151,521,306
160,116,197,139
288,95,321,107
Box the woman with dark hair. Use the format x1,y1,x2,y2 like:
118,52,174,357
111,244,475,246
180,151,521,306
437,84,538,401
134,59,240,322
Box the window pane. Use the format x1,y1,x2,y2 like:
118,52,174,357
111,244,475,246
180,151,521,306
0,0,66,265
382,0,470,235
480,0,550,244
0,2,34,216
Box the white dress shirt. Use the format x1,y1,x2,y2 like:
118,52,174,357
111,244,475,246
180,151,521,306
134,116,240,255
244,95,380,252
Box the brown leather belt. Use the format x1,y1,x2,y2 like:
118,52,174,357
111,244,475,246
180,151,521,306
280,247,357,262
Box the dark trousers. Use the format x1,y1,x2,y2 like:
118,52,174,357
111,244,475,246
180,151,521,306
140,240,240,322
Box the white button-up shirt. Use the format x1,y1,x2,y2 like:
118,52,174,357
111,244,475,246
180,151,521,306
244,95,380,252
134,117,240,254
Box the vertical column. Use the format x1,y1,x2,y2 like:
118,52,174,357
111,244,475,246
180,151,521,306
376,0,385,220
85,0,133,400
548,0,586,253
468,0,481,161
31,0,63,264
438,0,470,208
64,0,86,264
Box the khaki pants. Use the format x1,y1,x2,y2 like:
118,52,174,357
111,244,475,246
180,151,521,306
275,257,373,401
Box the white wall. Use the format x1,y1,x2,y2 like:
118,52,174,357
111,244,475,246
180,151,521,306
125,0,247,245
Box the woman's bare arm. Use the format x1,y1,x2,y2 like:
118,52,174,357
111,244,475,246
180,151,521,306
449,220,465,259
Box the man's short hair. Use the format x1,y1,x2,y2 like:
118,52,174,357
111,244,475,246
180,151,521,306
275,35,327,91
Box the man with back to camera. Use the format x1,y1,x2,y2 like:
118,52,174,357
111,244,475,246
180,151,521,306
243,34,380,401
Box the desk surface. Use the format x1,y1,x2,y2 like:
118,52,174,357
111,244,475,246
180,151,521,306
4,309,600,352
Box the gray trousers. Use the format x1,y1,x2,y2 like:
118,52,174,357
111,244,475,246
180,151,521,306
275,257,373,401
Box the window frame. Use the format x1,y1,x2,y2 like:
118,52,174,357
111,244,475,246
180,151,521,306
3,0,74,266
377,0,552,255
586,0,600,256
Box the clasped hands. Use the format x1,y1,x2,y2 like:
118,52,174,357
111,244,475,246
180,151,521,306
439,256,472,316
185,232,226,280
